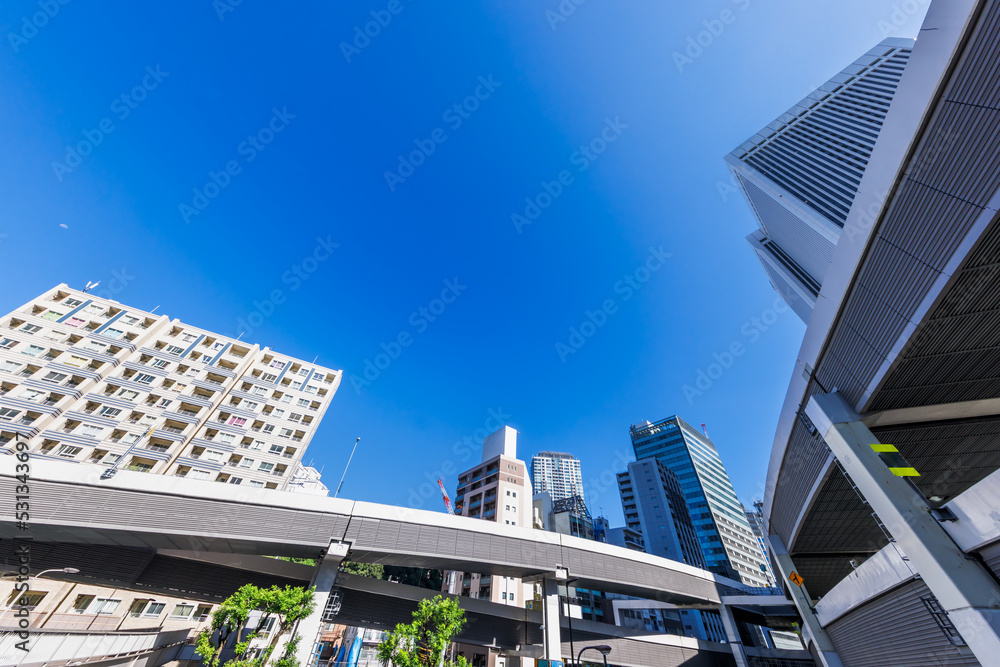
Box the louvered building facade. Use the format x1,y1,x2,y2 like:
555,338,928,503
726,38,913,322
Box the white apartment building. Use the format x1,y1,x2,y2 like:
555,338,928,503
530,450,584,502
0,284,341,490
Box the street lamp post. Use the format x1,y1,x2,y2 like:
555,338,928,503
577,645,611,667
334,437,361,499
35,568,80,579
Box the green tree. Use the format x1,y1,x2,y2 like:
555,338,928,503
376,595,470,667
341,561,385,579
195,583,316,667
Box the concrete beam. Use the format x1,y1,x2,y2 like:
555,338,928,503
295,541,350,665
807,391,1000,665
769,536,843,667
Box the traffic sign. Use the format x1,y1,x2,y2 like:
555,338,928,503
789,571,804,587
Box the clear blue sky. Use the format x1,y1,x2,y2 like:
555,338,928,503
0,1,925,526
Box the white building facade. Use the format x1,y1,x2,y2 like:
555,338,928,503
726,38,913,322
530,450,584,502
0,284,341,490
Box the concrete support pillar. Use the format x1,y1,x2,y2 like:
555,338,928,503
769,536,843,667
541,576,563,663
806,391,1000,666
295,541,350,666
718,603,749,667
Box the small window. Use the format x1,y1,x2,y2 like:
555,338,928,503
228,477,243,485
261,372,277,382
269,445,284,455
240,400,258,410
258,462,274,473
66,317,86,328
228,416,246,427
0,338,16,349
248,480,264,488
135,373,156,384
170,603,195,618
145,602,166,616
22,345,45,356
238,458,254,468
72,594,95,613
78,425,102,437
217,433,235,444
117,389,139,400
92,598,122,614
0,408,21,421
151,358,169,368
99,406,122,418
270,360,285,369
63,298,83,307
19,324,42,334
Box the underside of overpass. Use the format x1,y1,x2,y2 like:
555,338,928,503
0,539,811,667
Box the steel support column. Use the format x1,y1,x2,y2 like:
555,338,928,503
718,602,749,667
769,535,843,667
806,391,1000,666
295,541,350,666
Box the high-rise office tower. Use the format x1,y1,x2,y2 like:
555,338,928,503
445,426,532,608
531,450,584,502
630,416,771,588
725,38,913,322
617,460,704,568
0,285,340,490
618,458,717,641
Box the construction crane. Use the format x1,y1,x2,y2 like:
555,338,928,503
701,423,710,439
438,478,456,514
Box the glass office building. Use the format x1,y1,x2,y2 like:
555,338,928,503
630,416,771,588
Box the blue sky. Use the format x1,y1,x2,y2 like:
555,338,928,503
0,1,926,525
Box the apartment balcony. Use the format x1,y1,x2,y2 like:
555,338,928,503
159,426,184,434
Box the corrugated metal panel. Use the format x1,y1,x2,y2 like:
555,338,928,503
768,411,831,544
826,579,980,666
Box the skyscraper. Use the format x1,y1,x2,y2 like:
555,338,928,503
725,38,913,321
531,450,584,501
630,416,771,588
744,499,778,588
0,284,340,490
617,460,704,568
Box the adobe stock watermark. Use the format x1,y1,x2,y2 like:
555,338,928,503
556,245,671,363
350,278,467,393
545,0,587,31
673,0,751,73
179,107,296,224
52,66,169,182
877,0,929,37
7,0,70,53
213,0,245,21
340,0,415,63
683,293,796,404
512,116,628,234
234,235,339,339
406,407,513,509
88,268,135,302
384,75,502,192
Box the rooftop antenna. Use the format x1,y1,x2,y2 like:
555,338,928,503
313,355,318,363
83,281,100,293
150,305,160,314
701,423,710,439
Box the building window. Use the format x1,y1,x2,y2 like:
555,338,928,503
170,604,195,618
135,373,156,384
261,372,277,382
259,462,274,473
117,389,139,400
240,400,258,410
19,324,41,334
91,598,122,614
248,480,264,488
63,298,83,307
166,345,185,355
71,594,95,613
151,358,169,368
228,477,243,485
0,338,15,349
278,428,292,439
99,406,122,418
217,433,235,445
270,360,285,369
188,469,211,480
204,450,224,462
269,445,284,455
105,328,126,339
297,398,309,407
238,458,254,468
22,345,44,357
228,416,246,427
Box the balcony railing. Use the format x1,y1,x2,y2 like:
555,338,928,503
159,426,184,434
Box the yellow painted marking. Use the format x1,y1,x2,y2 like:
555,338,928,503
870,444,898,453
